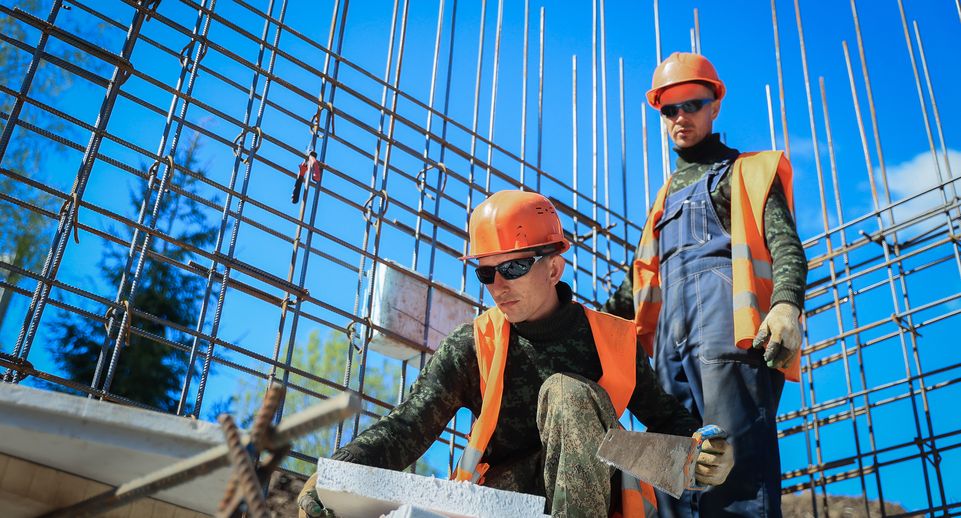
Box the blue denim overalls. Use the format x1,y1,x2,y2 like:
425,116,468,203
653,162,785,517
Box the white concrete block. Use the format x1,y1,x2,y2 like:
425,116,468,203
314,458,548,518
369,260,476,360
0,383,229,514
382,504,448,518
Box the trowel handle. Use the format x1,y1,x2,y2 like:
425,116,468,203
690,425,728,491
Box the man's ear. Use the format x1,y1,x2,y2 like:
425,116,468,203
711,100,721,121
549,255,566,285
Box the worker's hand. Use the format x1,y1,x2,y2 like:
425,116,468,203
692,428,734,486
752,303,802,370
298,472,337,518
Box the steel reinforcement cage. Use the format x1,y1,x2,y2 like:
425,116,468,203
1,0,959,515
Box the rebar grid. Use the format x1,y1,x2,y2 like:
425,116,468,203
1,1,959,515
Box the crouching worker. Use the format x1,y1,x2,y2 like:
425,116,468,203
299,190,734,517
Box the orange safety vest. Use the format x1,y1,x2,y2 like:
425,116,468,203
453,304,657,517
632,151,801,382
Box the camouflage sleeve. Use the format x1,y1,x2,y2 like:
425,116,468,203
764,177,808,311
627,344,701,436
331,323,478,470
600,262,635,320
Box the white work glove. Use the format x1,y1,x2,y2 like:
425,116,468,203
752,303,802,370
298,472,338,518
693,427,734,486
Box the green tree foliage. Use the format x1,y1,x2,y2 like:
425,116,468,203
47,133,218,412
232,330,441,476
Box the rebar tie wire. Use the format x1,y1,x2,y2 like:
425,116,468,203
309,100,336,137
57,191,81,244
178,36,209,71
232,126,263,164
102,299,134,349
361,189,389,224
415,162,447,201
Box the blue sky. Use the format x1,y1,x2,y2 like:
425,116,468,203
2,0,960,511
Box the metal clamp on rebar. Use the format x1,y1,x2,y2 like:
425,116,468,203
178,37,209,71
309,101,336,137
58,191,81,244
232,126,263,164
345,318,370,352
361,189,389,223
146,155,175,191
415,162,448,200
858,229,889,248
890,313,922,339
137,0,162,22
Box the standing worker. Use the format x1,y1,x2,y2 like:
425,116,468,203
603,52,808,516
300,190,735,517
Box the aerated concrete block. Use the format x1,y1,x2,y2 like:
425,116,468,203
382,504,447,518
314,457,548,518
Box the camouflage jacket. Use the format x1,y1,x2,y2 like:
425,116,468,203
332,282,700,471
603,133,808,318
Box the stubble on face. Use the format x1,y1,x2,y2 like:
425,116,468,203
660,82,719,149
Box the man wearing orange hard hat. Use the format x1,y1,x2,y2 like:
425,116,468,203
300,190,734,517
603,52,807,516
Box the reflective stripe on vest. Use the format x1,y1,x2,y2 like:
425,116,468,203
632,151,801,382
455,304,657,515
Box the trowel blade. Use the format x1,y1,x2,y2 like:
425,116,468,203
595,428,698,499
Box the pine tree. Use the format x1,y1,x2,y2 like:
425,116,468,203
47,133,218,412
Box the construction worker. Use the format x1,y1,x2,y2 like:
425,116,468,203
602,52,808,516
299,190,735,517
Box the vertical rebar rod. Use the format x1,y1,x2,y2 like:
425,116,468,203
770,0,791,159
460,0,487,293
693,7,701,54
572,54,579,295
98,0,216,395
791,2,830,503
843,40,906,510
407,0,449,409
0,0,65,162
618,58,628,266
766,84,776,150
7,3,151,383
599,0,612,289
913,20,956,200
519,0,530,186
818,75,871,516
653,0,669,182
350,0,411,441
170,0,286,415
850,1,941,506
590,0,599,301
641,102,651,215
281,0,351,430
483,0,504,192
536,6,545,193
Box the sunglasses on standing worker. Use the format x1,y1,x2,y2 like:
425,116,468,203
475,255,546,285
659,98,714,118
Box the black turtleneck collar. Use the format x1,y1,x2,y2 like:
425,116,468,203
675,133,739,166
512,281,580,342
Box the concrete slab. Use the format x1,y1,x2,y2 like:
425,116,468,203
314,457,549,518
0,383,231,514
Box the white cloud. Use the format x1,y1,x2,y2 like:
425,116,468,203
880,149,960,229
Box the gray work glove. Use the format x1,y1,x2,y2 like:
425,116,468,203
298,472,337,518
691,425,734,487
752,303,802,369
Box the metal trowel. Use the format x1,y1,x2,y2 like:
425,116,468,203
595,426,726,498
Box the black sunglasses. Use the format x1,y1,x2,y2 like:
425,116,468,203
659,98,714,118
475,255,544,285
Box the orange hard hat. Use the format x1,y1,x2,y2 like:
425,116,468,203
646,52,726,108
461,190,571,260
